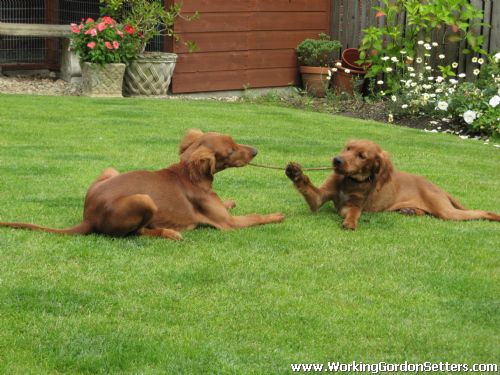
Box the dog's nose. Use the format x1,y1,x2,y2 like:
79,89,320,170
251,148,258,157
333,156,343,166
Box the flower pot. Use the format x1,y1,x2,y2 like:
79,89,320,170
332,61,366,95
81,62,126,97
299,66,331,97
341,48,372,71
124,52,177,96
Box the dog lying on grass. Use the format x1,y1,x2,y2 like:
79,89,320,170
0,130,284,240
286,139,500,230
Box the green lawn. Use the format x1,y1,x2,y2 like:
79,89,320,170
0,94,499,374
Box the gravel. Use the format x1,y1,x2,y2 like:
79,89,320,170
0,71,82,96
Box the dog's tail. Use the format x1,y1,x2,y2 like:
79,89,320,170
0,220,92,235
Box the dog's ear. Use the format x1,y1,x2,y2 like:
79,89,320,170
179,129,204,155
374,150,393,189
187,146,216,182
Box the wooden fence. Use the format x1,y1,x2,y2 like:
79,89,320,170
330,0,500,76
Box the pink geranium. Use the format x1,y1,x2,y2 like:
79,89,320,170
85,18,94,24
105,41,113,50
97,22,107,32
102,16,115,25
87,41,96,49
112,41,120,49
84,28,97,36
70,23,80,34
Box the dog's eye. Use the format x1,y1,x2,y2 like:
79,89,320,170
346,147,351,151
358,153,366,159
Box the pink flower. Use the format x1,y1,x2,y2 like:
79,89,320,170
116,29,124,38
112,41,120,49
97,22,107,32
84,28,97,36
102,16,115,25
87,41,96,49
105,41,113,50
85,18,94,24
70,23,80,34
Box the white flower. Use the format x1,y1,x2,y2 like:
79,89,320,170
435,88,443,93
473,68,480,76
425,65,432,71
335,61,342,67
326,75,331,80
385,67,393,72
418,40,424,45
411,82,417,87
432,42,439,47
423,84,432,90
452,62,458,68
458,73,466,78
388,113,394,123
382,56,390,61
478,58,484,65
391,56,399,62
428,76,434,81
332,67,338,72
449,78,458,85
438,54,445,59
416,57,423,63
424,43,432,50
400,50,407,54
437,101,448,111
423,93,430,100
472,57,478,63
345,69,351,74
424,53,431,57
489,95,500,108
391,95,397,102
328,69,332,77
495,52,500,62
401,104,408,109
407,66,415,72
436,76,444,83
377,80,384,85
410,73,416,77
463,110,477,124
406,56,414,61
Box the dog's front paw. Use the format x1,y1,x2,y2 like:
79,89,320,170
267,212,285,223
342,220,357,230
286,162,305,182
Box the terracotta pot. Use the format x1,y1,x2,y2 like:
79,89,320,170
341,48,372,71
332,61,366,95
299,65,331,97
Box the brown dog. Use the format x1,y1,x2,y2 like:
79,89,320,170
286,139,500,230
0,130,284,240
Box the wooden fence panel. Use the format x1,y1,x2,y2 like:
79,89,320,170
329,0,499,76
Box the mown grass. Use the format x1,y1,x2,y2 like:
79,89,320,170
0,94,499,374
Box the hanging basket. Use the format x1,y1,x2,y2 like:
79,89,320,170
123,52,178,96
81,62,126,98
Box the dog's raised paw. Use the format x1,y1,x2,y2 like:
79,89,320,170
285,162,305,182
342,221,357,230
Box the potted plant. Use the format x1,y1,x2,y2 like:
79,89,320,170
296,33,341,97
101,0,199,96
70,16,142,97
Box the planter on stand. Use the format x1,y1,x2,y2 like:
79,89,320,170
81,62,126,97
123,52,177,96
299,66,331,98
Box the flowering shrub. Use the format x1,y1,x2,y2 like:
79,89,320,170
380,47,500,137
70,16,142,65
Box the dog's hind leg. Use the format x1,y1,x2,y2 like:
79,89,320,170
98,194,160,237
139,228,183,241
434,208,500,222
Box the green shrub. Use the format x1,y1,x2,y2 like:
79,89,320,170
296,34,341,67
